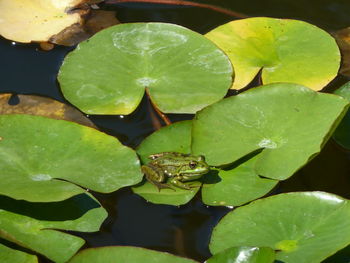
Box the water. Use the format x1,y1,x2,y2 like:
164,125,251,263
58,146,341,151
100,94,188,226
1,1,350,262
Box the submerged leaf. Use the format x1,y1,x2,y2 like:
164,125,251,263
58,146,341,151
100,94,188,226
58,23,233,115
0,114,142,202
206,17,340,90
192,83,348,180
333,81,350,149
210,192,350,263
0,94,95,128
0,193,107,263
68,246,199,263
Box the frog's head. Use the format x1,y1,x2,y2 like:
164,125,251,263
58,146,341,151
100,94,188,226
181,155,210,177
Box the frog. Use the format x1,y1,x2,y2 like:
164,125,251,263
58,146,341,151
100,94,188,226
141,152,210,190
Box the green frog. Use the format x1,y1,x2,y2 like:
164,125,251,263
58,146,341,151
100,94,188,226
141,152,210,190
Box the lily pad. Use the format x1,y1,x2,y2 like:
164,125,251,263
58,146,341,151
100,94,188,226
0,243,38,263
0,0,89,43
192,83,349,180
0,193,107,263
68,246,199,263
333,81,350,149
206,246,275,263
206,17,340,90
209,192,350,263
0,94,95,128
136,120,192,163
58,22,233,115
202,156,278,206
0,114,142,202
133,121,199,206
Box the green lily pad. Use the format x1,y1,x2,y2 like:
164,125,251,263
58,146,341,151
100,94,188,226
137,120,192,164
0,114,142,202
333,81,350,149
210,192,350,263
206,246,275,263
133,121,199,205
0,243,38,263
58,22,233,115
206,17,340,90
192,83,349,180
0,193,107,263
202,156,278,206
68,246,199,263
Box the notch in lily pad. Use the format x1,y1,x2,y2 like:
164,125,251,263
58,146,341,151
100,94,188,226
58,22,233,115
206,17,340,90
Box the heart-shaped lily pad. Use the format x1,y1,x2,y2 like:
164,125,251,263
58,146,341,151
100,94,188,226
202,156,278,206
0,193,107,263
192,83,349,180
209,192,350,263
58,22,233,115
206,17,340,90
68,246,199,263
0,243,38,263
0,0,88,43
0,114,142,202
206,246,275,263
333,81,350,149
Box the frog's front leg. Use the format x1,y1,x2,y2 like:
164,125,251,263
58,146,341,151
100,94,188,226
168,176,193,190
141,164,173,191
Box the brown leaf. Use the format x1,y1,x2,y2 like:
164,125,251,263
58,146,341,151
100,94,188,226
332,27,350,77
0,94,96,128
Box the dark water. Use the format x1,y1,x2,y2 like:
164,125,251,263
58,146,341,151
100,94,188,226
1,1,350,262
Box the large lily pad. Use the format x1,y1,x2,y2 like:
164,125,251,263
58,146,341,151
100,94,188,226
68,246,199,263
192,83,349,180
133,121,200,206
202,156,278,206
333,81,350,149
209,192,350,263
58,22,233,115
206,246,275,263
0,0,89,43
206,17,340,90
0,193,107,263
0,243,38,263
0,114,142,202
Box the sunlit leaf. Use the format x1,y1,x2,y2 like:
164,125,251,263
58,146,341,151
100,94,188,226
0,114,142,202
206,17,340,90
0,0,91,43
210,192,350,263
202,156,277,206
0,94,95,128
192,83,348,180
68,246,199,263
0,193,107,263
333,81,350,149
0,243,38,263
58,23,233,115
206,246,275,263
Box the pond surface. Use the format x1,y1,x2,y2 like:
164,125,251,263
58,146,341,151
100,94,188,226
1,1,350,262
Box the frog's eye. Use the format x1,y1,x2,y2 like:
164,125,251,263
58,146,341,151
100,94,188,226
189,161,197,169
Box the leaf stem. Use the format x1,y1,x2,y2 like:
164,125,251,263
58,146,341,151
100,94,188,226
104,0,249,18
145,88,172,127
